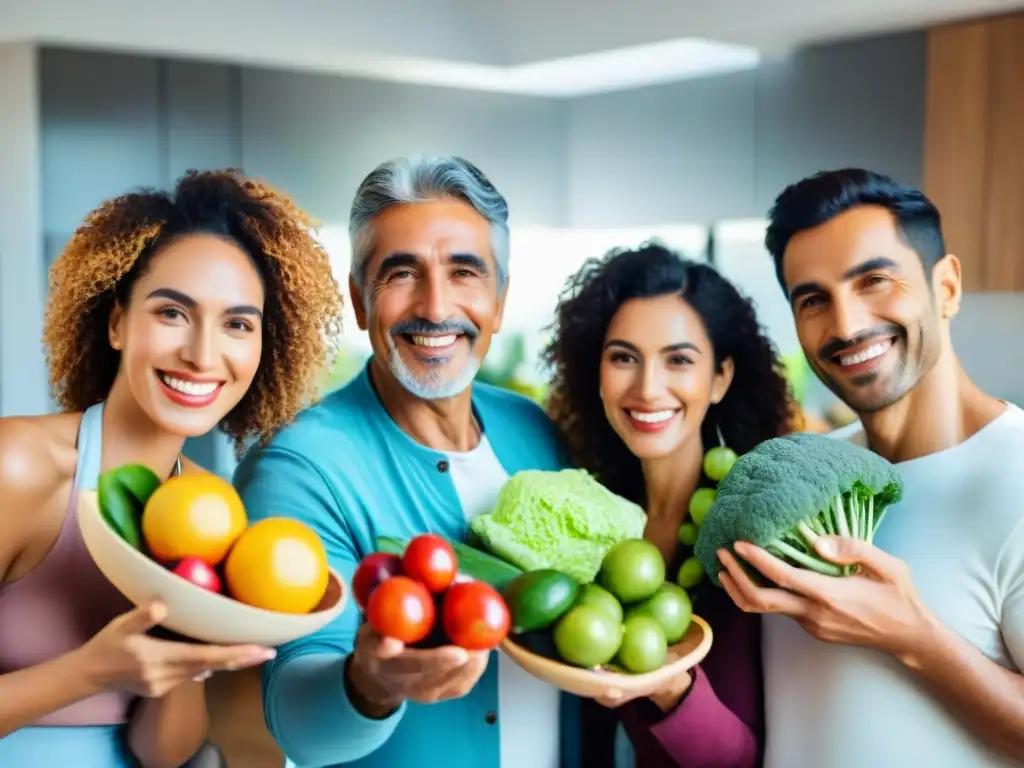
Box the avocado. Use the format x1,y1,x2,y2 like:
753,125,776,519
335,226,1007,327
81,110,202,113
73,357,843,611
502,568,579,634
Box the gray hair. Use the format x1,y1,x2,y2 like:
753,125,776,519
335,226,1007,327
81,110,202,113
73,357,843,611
348,155,510,295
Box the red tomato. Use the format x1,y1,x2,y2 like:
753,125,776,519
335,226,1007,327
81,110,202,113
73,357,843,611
441,581,510,651
366,576,435,644
352,552,403,611
171,556,222,594
401,534,457,593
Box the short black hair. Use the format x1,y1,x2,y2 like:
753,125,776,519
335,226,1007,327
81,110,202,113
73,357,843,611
765,168,946,291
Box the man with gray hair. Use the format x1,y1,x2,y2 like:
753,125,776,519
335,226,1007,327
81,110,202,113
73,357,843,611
233,155,579,768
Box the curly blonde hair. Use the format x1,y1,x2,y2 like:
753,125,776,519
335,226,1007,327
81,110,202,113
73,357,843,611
43,168,345,453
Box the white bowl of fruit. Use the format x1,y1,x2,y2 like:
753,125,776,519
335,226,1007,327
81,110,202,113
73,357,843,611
77,464,346,647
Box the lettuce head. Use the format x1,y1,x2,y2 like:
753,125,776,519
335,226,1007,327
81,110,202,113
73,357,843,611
469,468,646,583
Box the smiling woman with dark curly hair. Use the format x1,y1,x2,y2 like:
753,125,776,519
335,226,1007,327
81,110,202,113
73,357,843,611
542,241,795,768
0,169,344,767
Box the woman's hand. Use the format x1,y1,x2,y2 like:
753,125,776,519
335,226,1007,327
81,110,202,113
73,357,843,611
593,667,693,712
75,601,275,697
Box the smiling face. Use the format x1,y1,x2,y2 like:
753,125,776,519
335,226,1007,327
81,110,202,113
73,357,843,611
599,293,733,461
351,198,505,400
107,233,265,436
782,205,957,413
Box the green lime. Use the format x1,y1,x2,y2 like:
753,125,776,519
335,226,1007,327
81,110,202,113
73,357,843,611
574,583,623,623
553,605,623,668
616,616,667,673
598,539,665,605
688,488,716,527
676,556,704,589
703,446,738,482
677,522,699,547
626,583,692,644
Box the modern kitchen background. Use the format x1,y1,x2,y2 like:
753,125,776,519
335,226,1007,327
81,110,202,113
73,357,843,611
1,3,1021,764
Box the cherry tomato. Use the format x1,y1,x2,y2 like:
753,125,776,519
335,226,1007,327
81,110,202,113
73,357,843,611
171,556,222,594
401,534,458,593
442,581,510,651
366,576,435,644
352,552,403,611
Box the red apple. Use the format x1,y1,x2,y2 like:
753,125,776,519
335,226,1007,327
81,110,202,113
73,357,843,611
172,556,223,594
353,552,403,611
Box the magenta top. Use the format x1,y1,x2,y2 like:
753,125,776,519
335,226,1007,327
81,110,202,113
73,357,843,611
0,403,135,726
580,585,764,767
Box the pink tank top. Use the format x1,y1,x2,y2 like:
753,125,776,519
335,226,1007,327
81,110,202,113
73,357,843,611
0,403,135,726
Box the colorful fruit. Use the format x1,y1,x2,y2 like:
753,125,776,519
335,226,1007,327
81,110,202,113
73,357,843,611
616,615,667,673
598,539,665,605
366,575,435,644
400,534,458,594
442,581,511,651
353,552,403,611
688,487,717,527
553,605,623,668
224,517,329,614
626,583,692,644
574,583,624,623
142,474,247,566
376,535,523,591
171,556,223,594
676,556,704,589
703,446,738,482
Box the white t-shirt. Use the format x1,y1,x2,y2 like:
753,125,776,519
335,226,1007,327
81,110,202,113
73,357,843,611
763,403,1024,768
444,436,562,768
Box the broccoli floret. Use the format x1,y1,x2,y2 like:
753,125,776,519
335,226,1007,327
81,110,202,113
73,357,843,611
694,432,904,586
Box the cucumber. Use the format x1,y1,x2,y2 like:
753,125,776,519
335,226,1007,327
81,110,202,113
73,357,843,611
502,568,579,634
375,535,523,591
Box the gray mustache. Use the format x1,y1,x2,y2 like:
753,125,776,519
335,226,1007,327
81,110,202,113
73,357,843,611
390,318,480,339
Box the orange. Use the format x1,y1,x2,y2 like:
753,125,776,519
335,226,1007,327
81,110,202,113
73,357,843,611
142,474,247,566
224,518,329,614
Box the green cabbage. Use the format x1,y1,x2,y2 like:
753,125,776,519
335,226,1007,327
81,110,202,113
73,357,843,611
469,469,647,583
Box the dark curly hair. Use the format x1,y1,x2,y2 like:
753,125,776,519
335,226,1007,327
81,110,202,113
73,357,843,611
42,168,345,454
543,242,795,505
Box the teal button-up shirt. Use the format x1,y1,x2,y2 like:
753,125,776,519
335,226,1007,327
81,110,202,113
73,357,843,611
233,364,581,768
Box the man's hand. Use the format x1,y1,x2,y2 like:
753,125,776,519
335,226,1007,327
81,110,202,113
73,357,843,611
346,623,490,718
716,535,937,663
593,667,692,713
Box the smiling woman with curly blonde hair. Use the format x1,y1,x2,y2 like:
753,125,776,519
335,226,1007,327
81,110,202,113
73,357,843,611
0,169,344,767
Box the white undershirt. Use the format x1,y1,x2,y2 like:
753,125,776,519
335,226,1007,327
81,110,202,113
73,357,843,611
444,436,562,768
763,403,1024,768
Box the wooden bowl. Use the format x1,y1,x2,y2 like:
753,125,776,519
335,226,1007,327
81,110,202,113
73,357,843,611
77,489,346,646
500,614,712,698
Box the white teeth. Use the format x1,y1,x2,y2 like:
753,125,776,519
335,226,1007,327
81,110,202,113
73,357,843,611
410,334,458,348
839,339,892,367
159,373,218,396
629,410,676,424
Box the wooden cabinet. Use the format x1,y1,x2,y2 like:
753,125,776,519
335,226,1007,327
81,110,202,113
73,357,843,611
922,12,1024,291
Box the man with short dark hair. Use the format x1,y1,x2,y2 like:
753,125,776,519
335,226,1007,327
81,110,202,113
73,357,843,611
717,169,1024,767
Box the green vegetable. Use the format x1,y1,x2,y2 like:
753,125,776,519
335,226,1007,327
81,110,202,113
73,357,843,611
676,556,704,589
677,522,699,547
375,535,523,591
625,583,692,644
616,615,667,673
502,569,579,633
97,464,161,549
574,583,623,623
688,488,716,526
597,539,664,604
694,432,904,584
469,469,646,584
553,604,622,668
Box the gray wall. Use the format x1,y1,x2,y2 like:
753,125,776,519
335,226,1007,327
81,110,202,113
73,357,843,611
566,32,926,226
